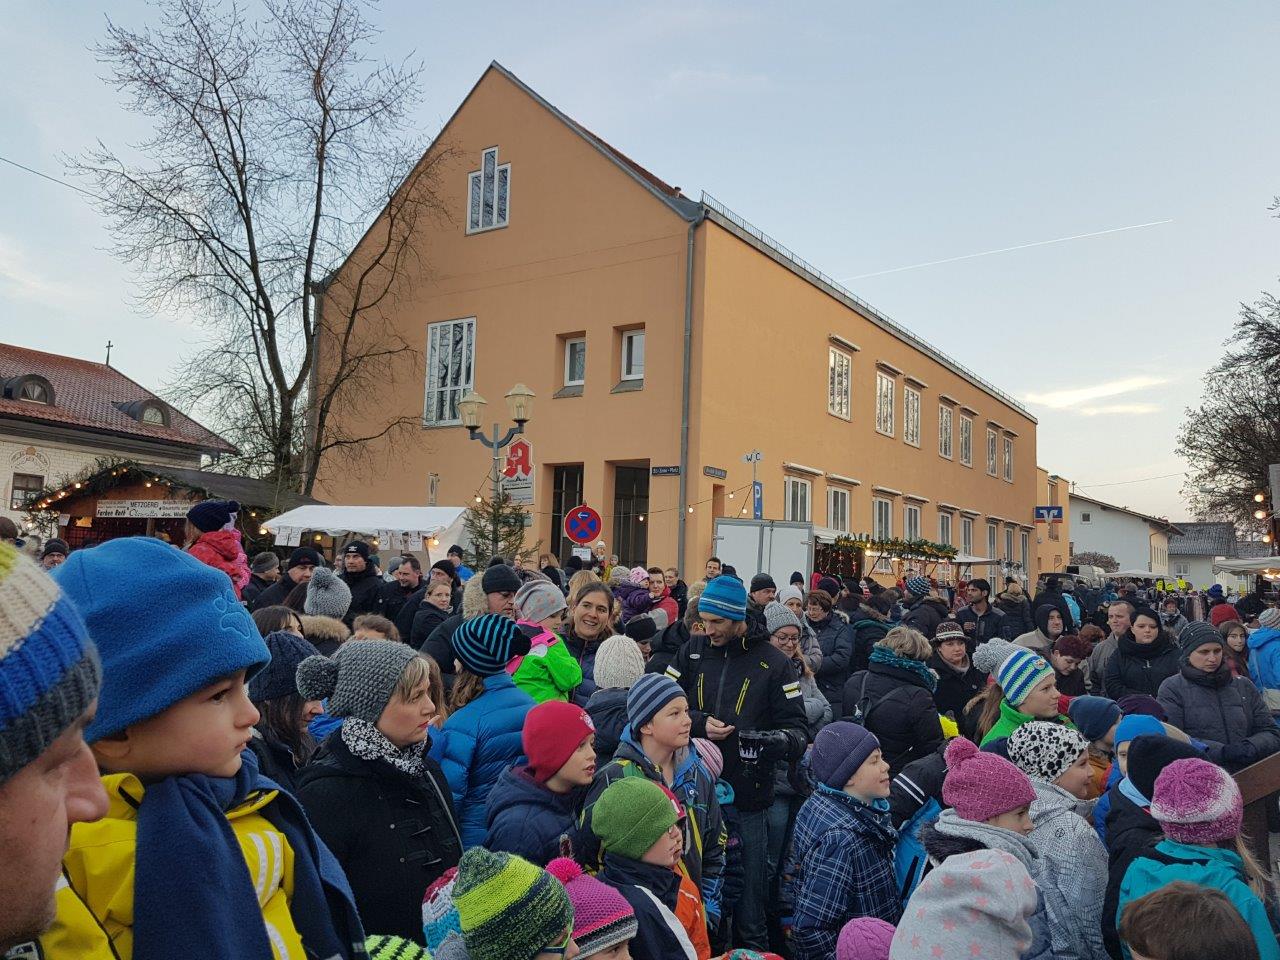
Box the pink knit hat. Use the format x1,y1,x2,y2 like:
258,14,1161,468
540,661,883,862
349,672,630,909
545,858,637,957
1150,758,1243,844
629,565,650,585
836,916,895,960
693,738,724,780
942,737,1036,822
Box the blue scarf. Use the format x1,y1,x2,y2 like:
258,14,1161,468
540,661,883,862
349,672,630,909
870,644,938,692
134,748,367,960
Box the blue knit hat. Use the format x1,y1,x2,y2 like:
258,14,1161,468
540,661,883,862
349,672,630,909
627,673,686,737
1067,695,1122,742
1115,713,1165,749
700,575,747,621
0,542,100,785
53,537,269,743
972,638,1054,708
905,576,932,598
453,613,532,676
248,631,320,703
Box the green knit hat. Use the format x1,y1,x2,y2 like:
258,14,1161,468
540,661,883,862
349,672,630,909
591,777,682,861
364,934,431,959
453,847,572,960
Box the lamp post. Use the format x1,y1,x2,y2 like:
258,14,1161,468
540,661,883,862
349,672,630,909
458,384,535,557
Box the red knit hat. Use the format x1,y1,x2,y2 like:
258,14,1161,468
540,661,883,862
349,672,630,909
523,701,595,783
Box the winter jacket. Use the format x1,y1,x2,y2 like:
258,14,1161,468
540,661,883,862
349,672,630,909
482,764,584,865
647,619,690,676
922,810,1054,960
1117,839,1280,960
847,606,890,674
841,654,945,776
428,672,535,848
782,785,901,960
1101,783,1160,959
981,698,1074,747
586,686,630,765
667,611,809,812
242,572,274,608
381,578,420,625
614,580,653,623
564,627,609,704
249,570,304,611
1087,633,1122,696
995,590,1034,638
1026,779,1109,960
419,575,489,683
1158,611,1188,638
599,854,699,960
509,625,583,703
1249,625,1280,711
409,604,450,650
928,651,987,725
245,729,306,795
300,614,350,657
954,603,1008,644
888,741,948,829
900,595,950,640
1103,632,1181,700
187,529,251,599
671,579,689,619
650,584,680,625
297,731,462,945
808,611,856,714
794,666,833,734
1157,666,1280,770
1033,587,1075,630
340,565,385,624
397,583,461,640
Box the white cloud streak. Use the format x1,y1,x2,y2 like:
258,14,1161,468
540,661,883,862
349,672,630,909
1024,375,1169,410
1076,403,1161,416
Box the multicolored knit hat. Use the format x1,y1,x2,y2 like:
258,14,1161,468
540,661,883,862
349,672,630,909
942,736,1035,822
905,576,932,598
364,934,429,959
700,575,747,621
453,613,532,676
0,541,100,784
421,866,463,954
972,638,1054,707
626,672,686,737
592,776,682,860
453,847,572,960
1006,721,1089,784
1150,757,1243,844
545,858,638,957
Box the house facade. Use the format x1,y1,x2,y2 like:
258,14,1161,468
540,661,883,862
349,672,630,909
1069,491,1181,576
1034,467,1070,579
315,63,1039,572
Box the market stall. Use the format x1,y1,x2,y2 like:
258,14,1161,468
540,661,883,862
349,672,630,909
263,505,467,565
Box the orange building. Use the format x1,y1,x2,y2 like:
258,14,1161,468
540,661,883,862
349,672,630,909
1034,467,1071,579
315,63,1038,575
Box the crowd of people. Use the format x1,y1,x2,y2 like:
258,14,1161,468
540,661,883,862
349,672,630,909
3,501,1280,960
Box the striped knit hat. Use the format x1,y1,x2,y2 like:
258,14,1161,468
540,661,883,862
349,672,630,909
453,613,532,676
905,576,932,598
0,541,100,784
973,638,1054,707
364,934,429,959
546,858,638,957
626,672,686,737
454,847,573,960
700,575,747,621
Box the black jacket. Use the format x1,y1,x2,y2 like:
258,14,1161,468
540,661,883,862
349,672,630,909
671,580,689,620
901,596,950,640
296,731,462,944
586,687,630,767
953,603,1007,643
250,573,302,611
381,578,421,626
847,607,890,675
245,733,304,796
1102,788,1161,959
1103,631,1180,700
421,612,465,682
646,619,690,677
668,611,809,811
600,853,692,960
888,741,948,829
928,652,987,725
841,659,945,777
410,605,451,651
340,566,385,625
994,591,1033,638
808,612,855,715
242,573,274,609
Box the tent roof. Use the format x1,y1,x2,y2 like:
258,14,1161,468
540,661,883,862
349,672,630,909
264,505,466,537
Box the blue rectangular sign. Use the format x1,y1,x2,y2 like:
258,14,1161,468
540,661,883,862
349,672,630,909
1034,505,1064,523
753,481,763,520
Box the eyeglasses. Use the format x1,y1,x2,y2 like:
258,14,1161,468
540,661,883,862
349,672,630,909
772,632,801,644
539,930,574,956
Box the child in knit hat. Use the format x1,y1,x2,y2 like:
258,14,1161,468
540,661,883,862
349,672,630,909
483,700,596,864
44,537,366,960
836,917,895,960
583,673,726,934
184,497,250,599
920,736,1053,959
1006,721,1109,960
783,722,901,960
968,637,1071,746
295,639,462,944
593,777,708,960
305,565,354,642
546,857,639,958
245,629,323,793
453,847,577,960
1117,758,1279,960
1067,694,1122,797
1091,712,1167,845
430,613,535,849
585,634,647,766
510,579,583,704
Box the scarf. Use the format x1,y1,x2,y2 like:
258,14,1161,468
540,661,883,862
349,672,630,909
134,747,366,960
870,644,938,692
341,717,427,777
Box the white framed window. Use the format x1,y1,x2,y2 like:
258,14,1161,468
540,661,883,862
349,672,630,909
959,415,973,467
784,476,811,522
827,486,850,533
467,147,510,233
1005,527,1014,561
904,504,921,541
1021,531,1030,570
903,386,921,447
622,330,645,381
938,512,953,546
564,338,586,386
423,317,476,425
875,372,895,436
828,349,851,419
10,472,43,511
1081,511,1092,523
986,428,998,476
1002,436,1014,481
962,517,974,555
987,522,998,560
1174,561,1190,578
938,405,953,459
873,497,893,539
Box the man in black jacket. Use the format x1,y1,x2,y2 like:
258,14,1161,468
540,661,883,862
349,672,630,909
953,578,1008,643
666,575,807,950
249,546,320,610
901,576,949,639
339,541,385,625
242,552,280,608
381,555,423,625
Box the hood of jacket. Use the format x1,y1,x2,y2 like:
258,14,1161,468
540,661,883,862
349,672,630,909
299,614,351,646
1033,604,1063,639
996,589,1025,606
1117,629,1174,660
485,764,579,826
1248,626,1280,653
923,808,1041,874
460,573,490,620
912,595,951,615
190,529,243,561
600,851,682,907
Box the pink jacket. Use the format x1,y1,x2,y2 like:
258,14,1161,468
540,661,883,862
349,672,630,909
188,529,251,599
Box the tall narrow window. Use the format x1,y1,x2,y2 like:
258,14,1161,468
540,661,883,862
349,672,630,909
1005,527,1014,561
938,512,953,546
904,504,921,541
873,497,893,539
622,330,645,381
1002,436,1014,481
875,373,895,436
827,487,850,533
903,386,921,447
1021,531,1030,570
467,147,511,233
564,338,586,386
986,428,998,476
828,349,851,419
938,405,953,459
784,477,811,522
959,415,973,466
962,517,974,555
987,523,998,560
423,318,476,426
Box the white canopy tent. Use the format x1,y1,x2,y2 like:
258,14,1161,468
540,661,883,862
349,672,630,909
1112,569,1160,579
1214,556,1280,574
263,505,467,563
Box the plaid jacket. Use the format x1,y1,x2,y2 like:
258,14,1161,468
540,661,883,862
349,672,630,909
782,784,902,960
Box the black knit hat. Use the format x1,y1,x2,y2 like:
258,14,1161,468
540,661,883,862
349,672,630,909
1128,734,1202,801
286,547,322,570
750,573,777,593
343,540,370,561
186,499,239,533
248,631,320,703
481,564,521,595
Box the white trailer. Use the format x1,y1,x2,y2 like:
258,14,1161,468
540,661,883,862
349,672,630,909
712,518,814,587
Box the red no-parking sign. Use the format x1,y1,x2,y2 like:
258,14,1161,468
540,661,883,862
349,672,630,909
564,504,602,545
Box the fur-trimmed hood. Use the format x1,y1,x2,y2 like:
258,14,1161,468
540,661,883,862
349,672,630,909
460,571,489,620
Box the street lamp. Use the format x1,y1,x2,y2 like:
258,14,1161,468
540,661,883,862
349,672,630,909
461,383,535,503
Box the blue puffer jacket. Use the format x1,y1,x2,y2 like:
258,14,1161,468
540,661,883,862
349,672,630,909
430,672,535,848
1249,626,1280,706
483,764,584,865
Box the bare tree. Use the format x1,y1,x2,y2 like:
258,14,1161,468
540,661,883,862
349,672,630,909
74,0,453,494
1070,551,1119,573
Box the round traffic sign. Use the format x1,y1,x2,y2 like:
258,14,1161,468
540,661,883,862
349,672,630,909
564,504,602,545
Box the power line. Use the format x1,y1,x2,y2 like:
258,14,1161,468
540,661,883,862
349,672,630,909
0,154,101,201
1074,472,1184,489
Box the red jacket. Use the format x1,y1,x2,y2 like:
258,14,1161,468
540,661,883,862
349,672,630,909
188,529,251,599
651,586,679,626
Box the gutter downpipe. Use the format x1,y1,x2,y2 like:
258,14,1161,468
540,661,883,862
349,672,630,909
677,210,705,571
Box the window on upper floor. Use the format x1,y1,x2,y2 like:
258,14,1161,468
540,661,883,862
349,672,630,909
986,428,998,477
828,348,851,419
784,476,811,523
1080,511,1092,524
962,517,974,555
903,386,921,447
564,338,586,387
828,486,850,533
1005,527,1015,561
959,415,973,467
904,504,921,541
938,405,953,459
621,330,645,381
938,511,953,546
986,522,998,561
875,372,895,436
10,472,43,511
873,497,893,539
467,147,511,233
1003,436,1014,482
423,317,475,426
1021,531,1030,570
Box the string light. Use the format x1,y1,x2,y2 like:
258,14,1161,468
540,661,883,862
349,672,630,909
638,514,646,523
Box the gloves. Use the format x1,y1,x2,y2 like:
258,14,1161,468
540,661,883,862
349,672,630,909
1221,741,1255,766
738,729,791,762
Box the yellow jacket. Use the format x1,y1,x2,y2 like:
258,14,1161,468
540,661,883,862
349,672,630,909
41,772,307,960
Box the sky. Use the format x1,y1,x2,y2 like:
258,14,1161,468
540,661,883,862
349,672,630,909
2,1,1278,521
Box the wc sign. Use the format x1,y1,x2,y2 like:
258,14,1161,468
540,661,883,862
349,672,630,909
501,437,535,505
